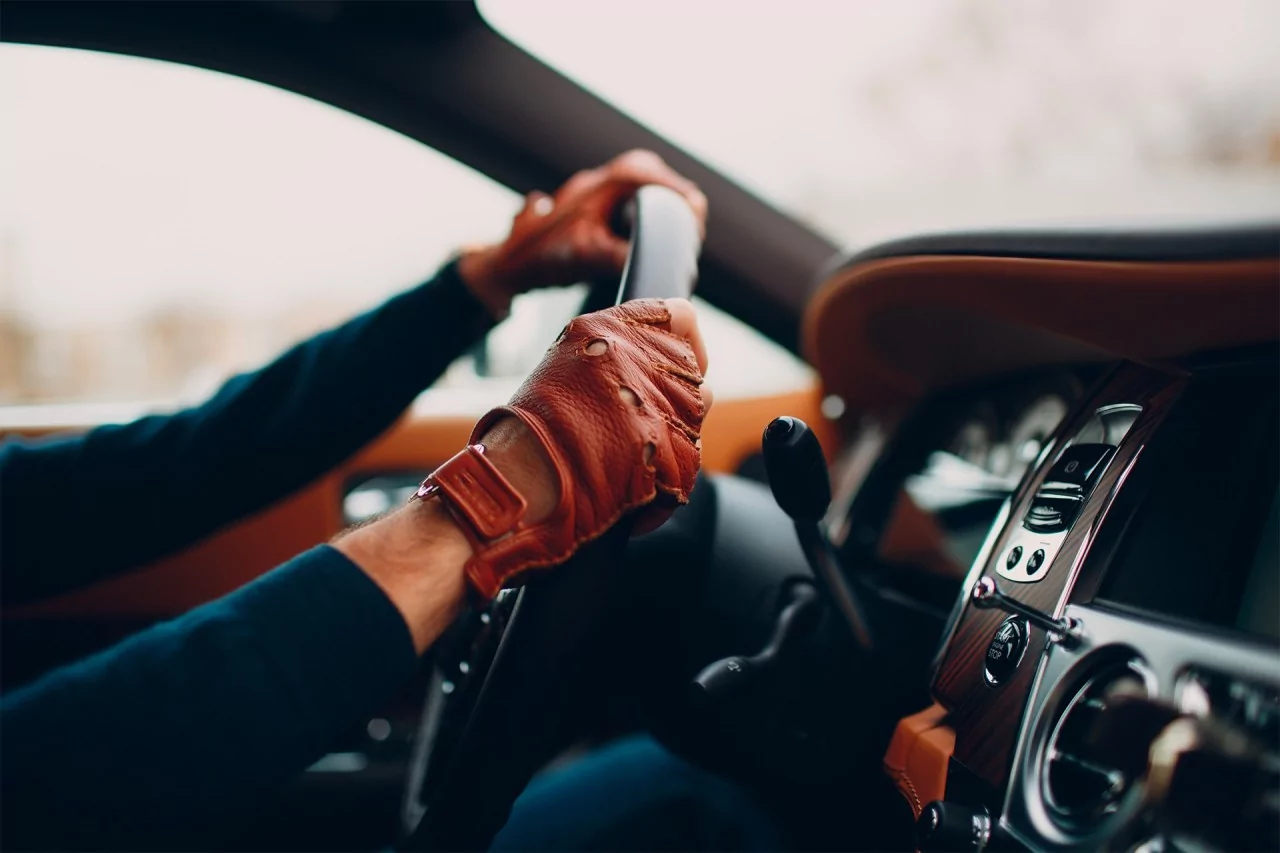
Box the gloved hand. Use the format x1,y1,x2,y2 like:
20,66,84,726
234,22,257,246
457,150,708,319
418,298,711,601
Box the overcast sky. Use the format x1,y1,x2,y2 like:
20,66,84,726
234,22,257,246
2,0,1278,330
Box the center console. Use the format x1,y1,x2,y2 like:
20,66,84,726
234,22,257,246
908,351,1280,852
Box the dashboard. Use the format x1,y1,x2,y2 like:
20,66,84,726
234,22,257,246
804,226,1280,853
841,353,1280,853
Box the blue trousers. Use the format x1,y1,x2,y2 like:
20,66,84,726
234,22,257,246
492,735,786,852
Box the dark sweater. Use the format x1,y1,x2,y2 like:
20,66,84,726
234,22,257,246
0,261,493,850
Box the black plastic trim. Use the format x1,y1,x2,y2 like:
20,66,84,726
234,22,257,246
823,222,1280,281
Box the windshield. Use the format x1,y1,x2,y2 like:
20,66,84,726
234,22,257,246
483,0,1280,247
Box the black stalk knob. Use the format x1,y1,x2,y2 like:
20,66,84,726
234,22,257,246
690,581,822,704
762,416,831,522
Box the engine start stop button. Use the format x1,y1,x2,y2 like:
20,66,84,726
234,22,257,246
984,616,1029,686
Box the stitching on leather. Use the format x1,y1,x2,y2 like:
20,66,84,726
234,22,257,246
653,361,703,387
479,485,663,589
477,451,696,592
654,481,690,501
885,764,922,817
477,473,692,594
658,411,699,443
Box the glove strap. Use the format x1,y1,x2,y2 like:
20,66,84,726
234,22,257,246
414,444,528,600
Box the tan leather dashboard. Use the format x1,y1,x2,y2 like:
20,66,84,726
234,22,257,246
804,255,1279,416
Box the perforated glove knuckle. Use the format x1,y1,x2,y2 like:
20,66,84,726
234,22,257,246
445,301,703,600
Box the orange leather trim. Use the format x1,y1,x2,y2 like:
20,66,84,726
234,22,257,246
701,384,833,473
10,386,830,618
804,256,1280,414
8,416,473,618
878,490,965,579
883,702,956,820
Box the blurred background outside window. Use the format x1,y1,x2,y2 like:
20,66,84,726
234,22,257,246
0,43,806,413
3,0,1278,414
484,0,1280,243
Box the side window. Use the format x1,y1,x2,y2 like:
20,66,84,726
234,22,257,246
0,45,522,409
0,46,810,413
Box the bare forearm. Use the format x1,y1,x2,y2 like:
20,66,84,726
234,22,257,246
332,418,554,652
334,500,471,654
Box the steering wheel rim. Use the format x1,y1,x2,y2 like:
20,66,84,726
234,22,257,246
399,185,702,852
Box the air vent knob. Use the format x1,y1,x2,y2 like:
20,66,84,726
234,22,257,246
1144,715,1280,851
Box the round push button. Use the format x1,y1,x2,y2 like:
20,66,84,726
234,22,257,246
1006,546,1023,570
1027,549,1046,573
984,616,1029,686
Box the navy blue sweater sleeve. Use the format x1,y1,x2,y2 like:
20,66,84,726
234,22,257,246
0,545,420,851
0,261,492,604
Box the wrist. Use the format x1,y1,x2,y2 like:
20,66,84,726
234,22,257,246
456,244,513,321
477,417,558,524
334,499,471,653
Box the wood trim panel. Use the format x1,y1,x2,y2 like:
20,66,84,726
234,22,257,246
8,385,830,618
929,363,1186,787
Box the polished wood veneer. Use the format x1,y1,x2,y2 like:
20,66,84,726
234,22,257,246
930,362,1186,787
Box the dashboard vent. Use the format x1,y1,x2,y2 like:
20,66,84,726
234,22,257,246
1041,658,1154,830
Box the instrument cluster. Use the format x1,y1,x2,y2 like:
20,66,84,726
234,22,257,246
938,378,1082,486
893,372,1089,578
826,369,1099,593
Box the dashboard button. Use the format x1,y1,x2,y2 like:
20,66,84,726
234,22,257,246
1006,546,1023,570
1044,443,1114,491
984,616,1028,686
1027,549,1045,573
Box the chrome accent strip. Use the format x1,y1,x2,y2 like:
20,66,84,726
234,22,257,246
931,432,1062,687
972,578,1083,647
930,497,1012,686
1054,445,1144,617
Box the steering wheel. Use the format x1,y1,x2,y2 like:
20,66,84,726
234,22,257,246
399,185,703,852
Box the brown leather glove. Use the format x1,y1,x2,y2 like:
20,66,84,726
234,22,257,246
418,299,705,601
458,150,708,318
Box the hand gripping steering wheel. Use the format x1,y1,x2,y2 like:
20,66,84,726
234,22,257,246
399,185,702,852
